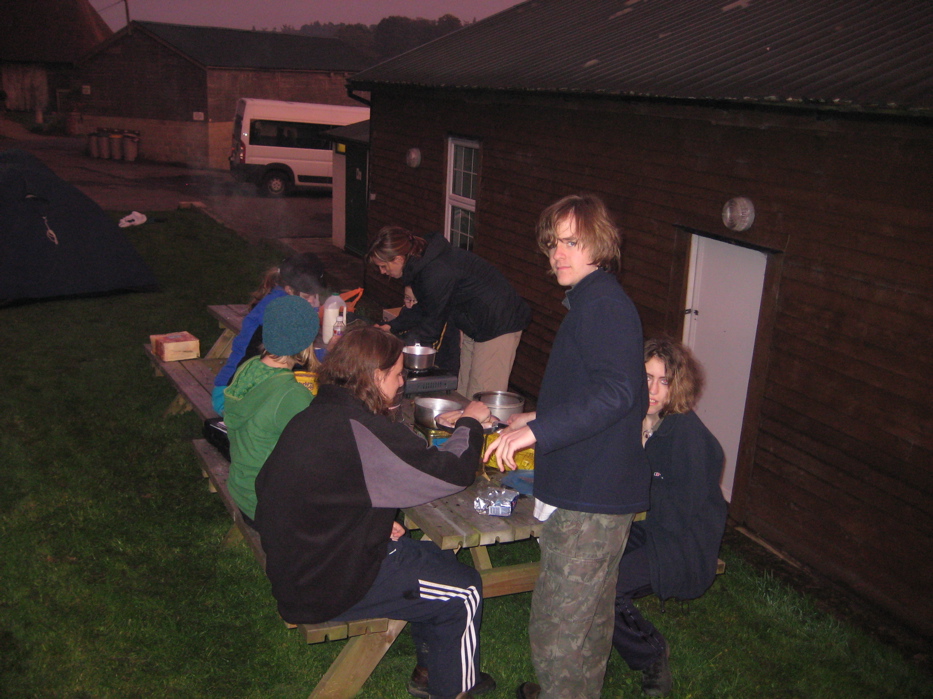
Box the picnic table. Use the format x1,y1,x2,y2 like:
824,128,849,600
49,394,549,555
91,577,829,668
144,304,249,421
398,394,543,598
404,471,542,597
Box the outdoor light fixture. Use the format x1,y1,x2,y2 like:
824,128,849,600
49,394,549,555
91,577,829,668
406,148,422,168
722,196,756,232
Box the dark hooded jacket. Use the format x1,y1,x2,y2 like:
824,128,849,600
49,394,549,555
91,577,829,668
390,233,530,345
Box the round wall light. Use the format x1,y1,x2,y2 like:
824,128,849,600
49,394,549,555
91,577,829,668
722,196,756,232
405,148,422,168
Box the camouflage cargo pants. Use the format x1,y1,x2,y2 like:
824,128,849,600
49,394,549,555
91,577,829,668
529,508,635,698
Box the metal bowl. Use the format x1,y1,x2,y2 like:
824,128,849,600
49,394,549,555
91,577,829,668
414,396,465,429
402,344,437,371
472,391,525,421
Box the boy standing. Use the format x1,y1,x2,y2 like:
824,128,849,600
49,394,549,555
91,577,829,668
486,194,649,698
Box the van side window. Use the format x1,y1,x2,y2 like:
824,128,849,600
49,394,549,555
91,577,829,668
248,119,333,150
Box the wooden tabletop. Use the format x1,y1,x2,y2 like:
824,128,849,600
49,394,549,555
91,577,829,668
403,470,541,551
207,304,249,334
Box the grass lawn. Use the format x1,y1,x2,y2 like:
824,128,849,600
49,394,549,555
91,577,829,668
1,210,930,698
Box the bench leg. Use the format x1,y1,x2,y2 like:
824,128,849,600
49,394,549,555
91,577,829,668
223,523,243,547
308,619,407,699
205,328,235,359
163,393,192,417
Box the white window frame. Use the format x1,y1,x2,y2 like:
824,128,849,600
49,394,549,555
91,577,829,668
444,137,480,250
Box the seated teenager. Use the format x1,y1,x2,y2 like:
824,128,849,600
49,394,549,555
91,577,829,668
613,337,728,697
224,295,319,525
254,326,496,699
212,252,326,415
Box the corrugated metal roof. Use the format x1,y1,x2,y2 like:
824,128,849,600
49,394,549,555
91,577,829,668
135,21,370,72
350,0,933,114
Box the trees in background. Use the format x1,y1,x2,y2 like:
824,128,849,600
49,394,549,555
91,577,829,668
277,15,465,64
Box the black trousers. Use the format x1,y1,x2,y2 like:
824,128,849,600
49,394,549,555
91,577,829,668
331,536,483,698
613,526,668,670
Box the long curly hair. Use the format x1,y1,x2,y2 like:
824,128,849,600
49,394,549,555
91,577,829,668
644,337,705,416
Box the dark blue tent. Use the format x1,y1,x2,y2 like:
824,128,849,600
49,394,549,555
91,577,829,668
0,148,157,301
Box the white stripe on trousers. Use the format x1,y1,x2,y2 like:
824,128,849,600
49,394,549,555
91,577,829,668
418,579,481,692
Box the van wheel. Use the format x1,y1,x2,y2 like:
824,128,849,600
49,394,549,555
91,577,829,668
261,171,290,197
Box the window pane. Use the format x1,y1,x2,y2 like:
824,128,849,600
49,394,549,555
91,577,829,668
452,144,478,199
450,206,475,251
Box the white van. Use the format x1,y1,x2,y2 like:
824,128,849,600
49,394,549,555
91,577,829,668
229,98,370,196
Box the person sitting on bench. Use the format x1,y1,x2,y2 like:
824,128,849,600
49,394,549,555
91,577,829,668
212,252,326,415
254,326,497,699
613,337,728,697
224,295,319,525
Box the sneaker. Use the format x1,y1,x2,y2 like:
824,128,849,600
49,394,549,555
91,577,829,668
641,642,673,697
516,682,541,699
407,666,496,699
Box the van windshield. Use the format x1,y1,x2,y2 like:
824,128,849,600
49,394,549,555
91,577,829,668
248,119,334,150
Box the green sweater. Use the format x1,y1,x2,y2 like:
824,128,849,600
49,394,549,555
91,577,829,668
223,356,312,519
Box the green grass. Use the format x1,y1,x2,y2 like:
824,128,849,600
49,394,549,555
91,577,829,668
1,210,929,698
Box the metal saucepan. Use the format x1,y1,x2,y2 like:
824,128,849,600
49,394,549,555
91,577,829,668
472,391,525,421
402,344,437,371
414,396,465,430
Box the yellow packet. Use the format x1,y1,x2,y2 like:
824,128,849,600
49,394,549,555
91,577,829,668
483,432,535,470
293,371,318,396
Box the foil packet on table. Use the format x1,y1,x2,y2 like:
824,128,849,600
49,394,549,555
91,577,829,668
474,485,520,517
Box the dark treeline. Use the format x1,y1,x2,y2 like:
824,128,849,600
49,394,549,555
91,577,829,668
273,15,466,63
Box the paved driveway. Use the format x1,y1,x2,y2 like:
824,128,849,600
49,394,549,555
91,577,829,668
0,127,333,244
0,121,364,289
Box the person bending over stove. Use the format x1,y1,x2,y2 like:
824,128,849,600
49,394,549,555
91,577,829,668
253,326,496,699
367,226,530,399
613,337,728,697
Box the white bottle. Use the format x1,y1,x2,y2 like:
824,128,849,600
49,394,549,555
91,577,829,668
331,308,347,341
321,293,347,344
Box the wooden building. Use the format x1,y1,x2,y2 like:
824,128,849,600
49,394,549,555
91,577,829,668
0,0,111,114
349,0,933,637
77,22,371,169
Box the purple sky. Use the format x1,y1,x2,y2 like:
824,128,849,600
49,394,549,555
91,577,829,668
93,0,523,31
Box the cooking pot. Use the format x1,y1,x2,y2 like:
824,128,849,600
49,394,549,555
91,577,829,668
403,344,437,371
472,391,525,421
414,396,465,429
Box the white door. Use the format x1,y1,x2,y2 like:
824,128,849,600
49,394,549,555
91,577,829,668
683,235,767,501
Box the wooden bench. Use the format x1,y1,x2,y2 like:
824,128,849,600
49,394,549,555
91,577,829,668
145,304,249,421
205,303,250,358
191,438,405,699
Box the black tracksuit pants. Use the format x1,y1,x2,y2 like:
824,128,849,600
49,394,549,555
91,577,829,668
332,536,483,698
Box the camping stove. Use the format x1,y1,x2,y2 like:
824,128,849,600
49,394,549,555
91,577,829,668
403,367,458,396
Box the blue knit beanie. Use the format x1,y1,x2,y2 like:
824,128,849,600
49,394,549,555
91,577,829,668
263,295,319,356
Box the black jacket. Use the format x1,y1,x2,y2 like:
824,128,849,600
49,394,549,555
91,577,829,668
253,384,484,623
530,269,650,515
393,233,531,344
639,410,728,600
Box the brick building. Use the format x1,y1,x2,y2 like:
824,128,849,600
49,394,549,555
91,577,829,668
77,21,371,169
